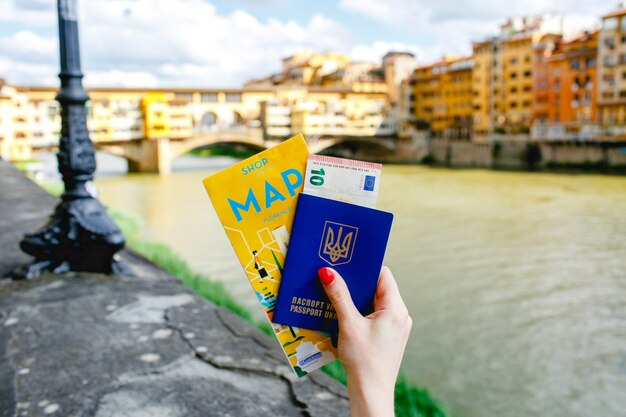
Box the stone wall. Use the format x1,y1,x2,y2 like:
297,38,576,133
428,139,626,172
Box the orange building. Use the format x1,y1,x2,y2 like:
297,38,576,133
413,56,473,139
532,34,562,124
533,32,598,139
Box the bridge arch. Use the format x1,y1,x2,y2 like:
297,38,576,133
170,134,266,159
199,111,219,131
231,111,245,127
177,140,266,159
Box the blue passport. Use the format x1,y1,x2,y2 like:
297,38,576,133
273,193,393,333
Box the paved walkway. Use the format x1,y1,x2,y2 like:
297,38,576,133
0,161,349,417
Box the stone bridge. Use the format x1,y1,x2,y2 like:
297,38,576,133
95,129,266,174
98,132,398,174
34,130,400,174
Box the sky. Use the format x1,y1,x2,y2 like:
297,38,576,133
0,0,618,88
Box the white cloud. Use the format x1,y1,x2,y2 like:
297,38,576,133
0,0,616,87
340,0,613,62
0,0,55,26
0,0,353,87
350,41,432,64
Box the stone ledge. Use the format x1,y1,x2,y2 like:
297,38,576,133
0,161,349,417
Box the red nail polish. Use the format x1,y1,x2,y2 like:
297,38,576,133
318,267,334,286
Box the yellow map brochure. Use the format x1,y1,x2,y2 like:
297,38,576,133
202,134,337,376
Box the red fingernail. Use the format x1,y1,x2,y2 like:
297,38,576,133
318,267,335,286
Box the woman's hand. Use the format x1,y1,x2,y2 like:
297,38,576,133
318,266,412,417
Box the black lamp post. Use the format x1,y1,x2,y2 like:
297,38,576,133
13,0,128,278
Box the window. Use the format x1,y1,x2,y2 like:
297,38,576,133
604,17,618,30
47,104,58,117
201,93,217,103
604,55,617,67
174,92,193,102
510,72,518,79
225,93,241,103
510,87,518,93
523,70,531,78
570,59,580,70
604,38,616,49
510,57,518,65
586,57,596,67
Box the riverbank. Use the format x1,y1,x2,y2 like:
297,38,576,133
0,161,353,417
34,178,449,417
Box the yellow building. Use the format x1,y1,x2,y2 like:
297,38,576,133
1,78,390,156
141,93,171,139
472,16,560,138
501,35,535,133
167,97,194,139
472,35,535,136
249,50,352,87
413,55,473,139
598,8,626,138
246,50,389,95
471,41,493,137
263,87,389,139
0,82,34,161
87,99,113,142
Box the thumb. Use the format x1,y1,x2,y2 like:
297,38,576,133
318,267,360,324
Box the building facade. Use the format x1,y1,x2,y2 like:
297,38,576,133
472,16,556,138
532,32,599,140
598,8,626,138
413,56,473,139
0,82,391,160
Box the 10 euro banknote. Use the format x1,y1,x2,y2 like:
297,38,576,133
302,154,381,208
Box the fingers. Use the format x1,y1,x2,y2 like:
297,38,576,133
374,266,407,313
318,267,360,324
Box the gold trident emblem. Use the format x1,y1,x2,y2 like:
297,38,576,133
320,222,358,266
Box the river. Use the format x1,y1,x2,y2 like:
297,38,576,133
29,152,626,417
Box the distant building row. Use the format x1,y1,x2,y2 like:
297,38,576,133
407,8,626,141
0,48,423,161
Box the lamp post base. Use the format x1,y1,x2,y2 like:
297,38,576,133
11,196,131,280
